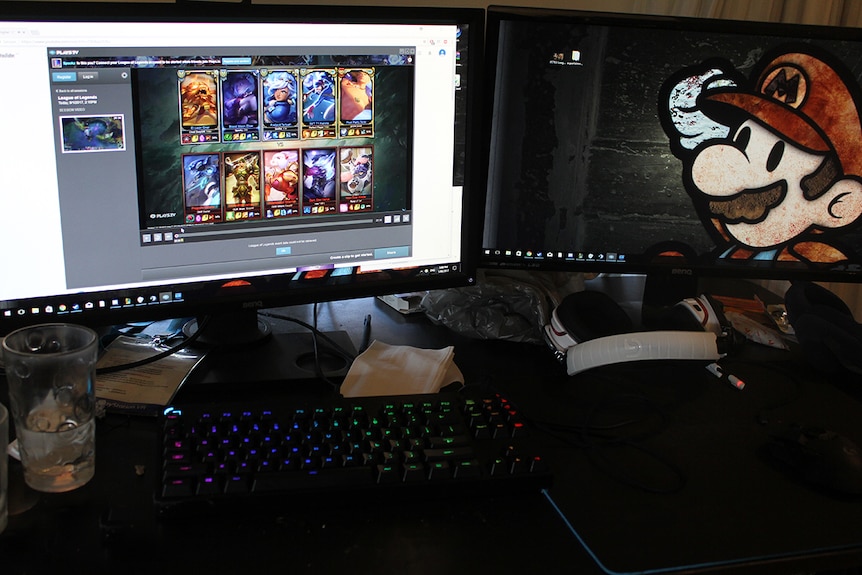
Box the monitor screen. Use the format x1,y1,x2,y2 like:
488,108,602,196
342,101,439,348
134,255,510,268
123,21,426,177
0,2,483,336
481,6,862,285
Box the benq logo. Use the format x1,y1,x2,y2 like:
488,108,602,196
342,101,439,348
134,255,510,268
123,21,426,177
242,300,264,309
671,268,694,276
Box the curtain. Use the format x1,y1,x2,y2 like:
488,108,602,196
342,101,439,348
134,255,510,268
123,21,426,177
625,0,862,26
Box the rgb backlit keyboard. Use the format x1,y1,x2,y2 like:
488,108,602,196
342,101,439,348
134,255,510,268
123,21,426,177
157,390,551,512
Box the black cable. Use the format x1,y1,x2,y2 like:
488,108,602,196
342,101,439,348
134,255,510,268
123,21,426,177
309,302,335,388
535,391,687,494
257,310,356,364
92,306,358,384
95,316,212,375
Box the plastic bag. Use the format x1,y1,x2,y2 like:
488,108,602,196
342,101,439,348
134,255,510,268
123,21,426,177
421,270,585,344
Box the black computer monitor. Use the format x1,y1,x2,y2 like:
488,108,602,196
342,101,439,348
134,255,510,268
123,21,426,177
481,6,862,308
0,2,484,339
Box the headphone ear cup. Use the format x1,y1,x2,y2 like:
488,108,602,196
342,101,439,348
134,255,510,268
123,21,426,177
651,301,708,332
786,281,853,321
554,290,632,343
786,281,862,374
792,312,862,375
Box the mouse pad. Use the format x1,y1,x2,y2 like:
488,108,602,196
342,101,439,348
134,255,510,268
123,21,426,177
537,359,862,574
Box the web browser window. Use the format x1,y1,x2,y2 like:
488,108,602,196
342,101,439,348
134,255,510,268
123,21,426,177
0,18,464,302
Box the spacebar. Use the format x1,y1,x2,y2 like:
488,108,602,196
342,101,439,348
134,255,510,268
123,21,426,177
252,467,375,493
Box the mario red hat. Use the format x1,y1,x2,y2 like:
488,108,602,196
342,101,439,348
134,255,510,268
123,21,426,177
704,51,862,178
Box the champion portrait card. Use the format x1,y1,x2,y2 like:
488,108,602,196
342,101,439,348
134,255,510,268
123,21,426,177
224,151,262,221
302,148,337,215
263,149,300,218
301,69,337,139
182,153,222,224
261,69,299,141
178,70,220,145
338,68,374,138
220,70,261,144
339,146,373,213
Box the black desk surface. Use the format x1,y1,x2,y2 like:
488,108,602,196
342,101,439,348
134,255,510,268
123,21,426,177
3,286,862,574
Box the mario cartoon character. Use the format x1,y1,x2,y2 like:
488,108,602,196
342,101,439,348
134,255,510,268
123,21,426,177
659,47,862,264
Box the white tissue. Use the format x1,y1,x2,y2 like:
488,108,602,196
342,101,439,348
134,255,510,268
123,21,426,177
340,340,464,397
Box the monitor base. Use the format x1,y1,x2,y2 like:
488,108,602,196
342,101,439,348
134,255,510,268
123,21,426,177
184,328,356,387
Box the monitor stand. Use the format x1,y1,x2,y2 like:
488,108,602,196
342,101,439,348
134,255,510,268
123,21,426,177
183,311,272,347
182,311,356,386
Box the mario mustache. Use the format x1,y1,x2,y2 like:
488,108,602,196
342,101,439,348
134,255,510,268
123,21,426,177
708,181,786,223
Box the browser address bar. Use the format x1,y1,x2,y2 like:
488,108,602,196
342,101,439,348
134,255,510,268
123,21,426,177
0,21,441,47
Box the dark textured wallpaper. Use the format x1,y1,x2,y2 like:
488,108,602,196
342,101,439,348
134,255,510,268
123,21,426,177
487,18,862,267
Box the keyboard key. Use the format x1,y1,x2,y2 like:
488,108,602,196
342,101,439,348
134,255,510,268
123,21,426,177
196,475,221,496
423,447,474,462
252,467,374,492
427,435,471,449
402,462,426,482
454,459,482,479
162,477,194,498
224,474,250,495
427,461,453,480
375,464,399,484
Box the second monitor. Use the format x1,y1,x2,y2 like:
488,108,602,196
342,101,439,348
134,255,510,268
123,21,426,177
481,6,862,289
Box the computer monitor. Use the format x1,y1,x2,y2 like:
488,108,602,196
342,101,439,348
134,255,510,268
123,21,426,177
0,1,484,340
481,6,862,310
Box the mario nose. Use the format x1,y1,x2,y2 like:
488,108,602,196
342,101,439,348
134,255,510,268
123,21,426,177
691,143,759,197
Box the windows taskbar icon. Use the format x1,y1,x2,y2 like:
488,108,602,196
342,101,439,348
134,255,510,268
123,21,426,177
2,291,185,322
484,248,625,263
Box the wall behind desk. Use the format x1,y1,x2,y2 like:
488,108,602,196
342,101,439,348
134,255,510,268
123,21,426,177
17,0,862,27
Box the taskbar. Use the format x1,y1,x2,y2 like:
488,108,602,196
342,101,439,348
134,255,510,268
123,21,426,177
482,247,628,265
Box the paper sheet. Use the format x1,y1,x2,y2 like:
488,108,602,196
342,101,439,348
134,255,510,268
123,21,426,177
95,335,206,415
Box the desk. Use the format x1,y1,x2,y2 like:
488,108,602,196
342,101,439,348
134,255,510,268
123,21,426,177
2,291,862,574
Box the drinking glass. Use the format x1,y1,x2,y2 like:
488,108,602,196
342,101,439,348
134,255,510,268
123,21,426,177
0,402,8,533
2,324,98,492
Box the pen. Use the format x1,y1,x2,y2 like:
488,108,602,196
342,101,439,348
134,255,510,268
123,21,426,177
359,314,372,353
705,362,745,390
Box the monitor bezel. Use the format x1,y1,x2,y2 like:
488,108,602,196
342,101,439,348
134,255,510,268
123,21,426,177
0,1,485,335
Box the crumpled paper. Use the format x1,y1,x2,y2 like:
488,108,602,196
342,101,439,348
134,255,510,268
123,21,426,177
726,311,789,350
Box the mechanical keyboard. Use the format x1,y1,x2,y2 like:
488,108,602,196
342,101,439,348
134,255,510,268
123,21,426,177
157,390,551,513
